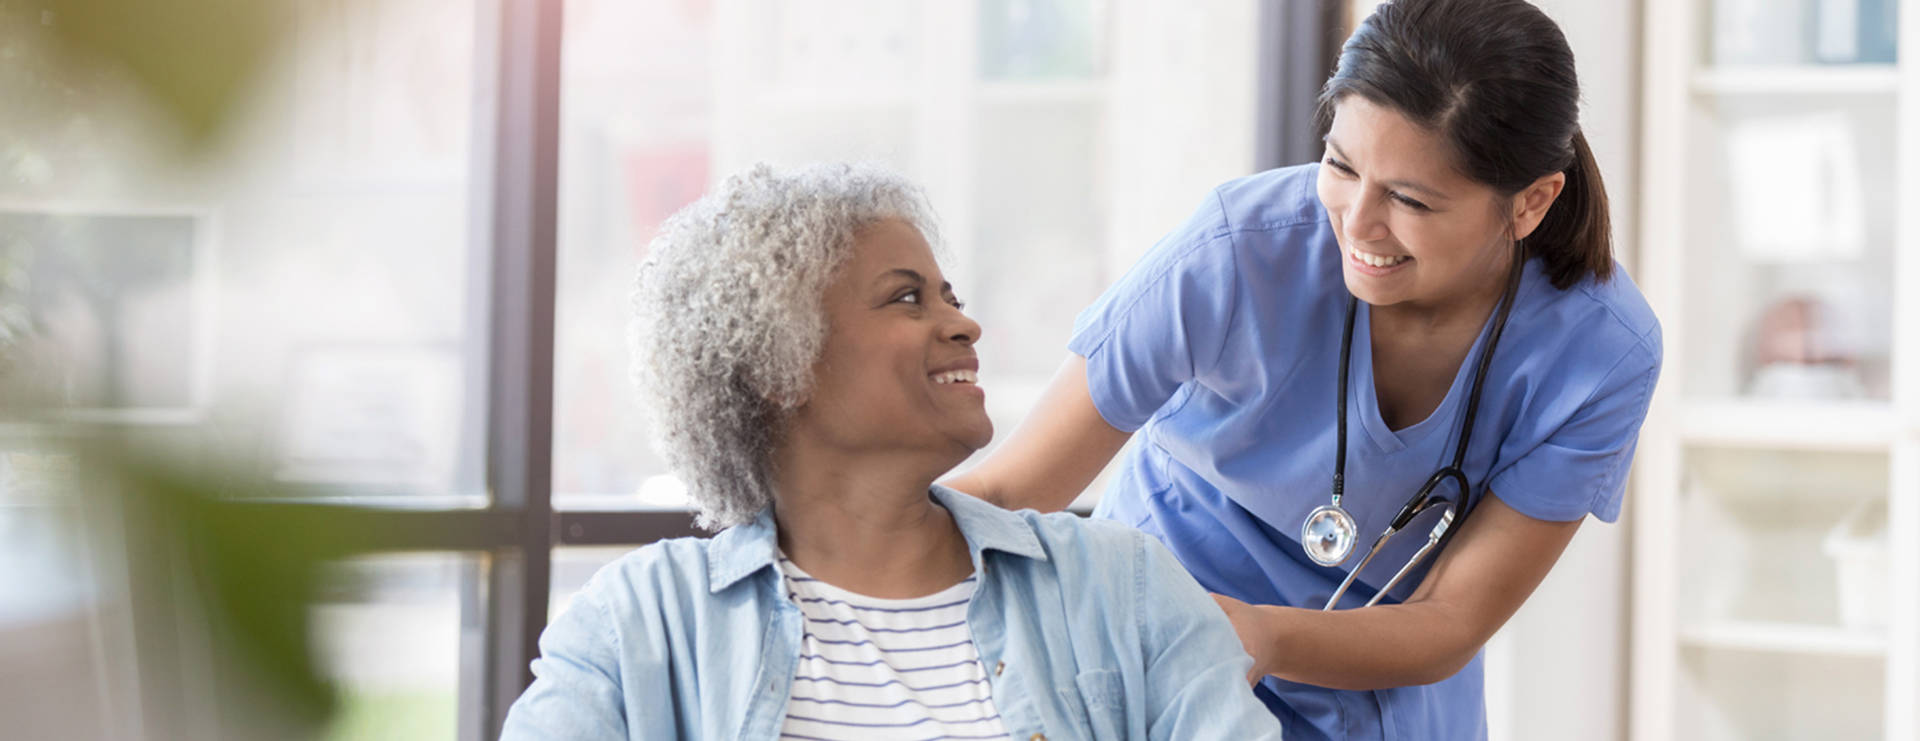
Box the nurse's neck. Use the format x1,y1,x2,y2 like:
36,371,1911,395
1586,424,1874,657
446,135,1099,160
1370,243,1517,338
1370,277,1508,339
1368,278,1509,431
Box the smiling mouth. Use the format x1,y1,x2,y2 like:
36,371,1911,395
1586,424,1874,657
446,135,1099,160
929,370,978,385
1349,245,1411,268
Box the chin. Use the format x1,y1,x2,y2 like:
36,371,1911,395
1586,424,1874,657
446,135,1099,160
955,418,994,454
1340,269,1379,303
1341,269,1410,307
961,425,993,452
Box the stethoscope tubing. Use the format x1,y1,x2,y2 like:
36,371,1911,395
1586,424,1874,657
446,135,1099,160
1321,245,1527,610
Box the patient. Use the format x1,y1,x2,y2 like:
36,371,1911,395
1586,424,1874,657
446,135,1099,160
501,163,1282,740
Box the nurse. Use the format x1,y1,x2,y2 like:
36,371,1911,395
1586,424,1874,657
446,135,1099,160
946,0,1661,738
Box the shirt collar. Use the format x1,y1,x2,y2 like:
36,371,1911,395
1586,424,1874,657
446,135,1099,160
705,484,1049,594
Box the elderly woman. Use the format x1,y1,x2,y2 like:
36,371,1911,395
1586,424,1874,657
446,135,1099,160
501,163,1282,740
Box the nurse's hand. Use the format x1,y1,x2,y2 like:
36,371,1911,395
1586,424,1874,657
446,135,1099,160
1206,495,1584,691
1210,593,1282,684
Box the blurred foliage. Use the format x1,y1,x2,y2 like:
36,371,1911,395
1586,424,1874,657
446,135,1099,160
0,0,315,381
1,2,430,736
324,688,459,740
5,0,295,148
85,438,355,733
68,436,476,736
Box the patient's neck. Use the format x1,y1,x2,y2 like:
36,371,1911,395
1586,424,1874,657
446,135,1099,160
768,445,974,600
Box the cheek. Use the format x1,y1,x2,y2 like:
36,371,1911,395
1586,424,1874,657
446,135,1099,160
1318,187,1352,238
802,357,856,411
811,339,883,397
826,333,924,394
1398,219,1490,268
1315,174,1343,216
1389,219,1432,256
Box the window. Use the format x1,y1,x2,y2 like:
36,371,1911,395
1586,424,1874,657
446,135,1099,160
552,0,1264,512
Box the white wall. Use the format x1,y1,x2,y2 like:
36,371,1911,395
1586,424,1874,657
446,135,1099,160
1481,2,1642,741
1105,0,1260,269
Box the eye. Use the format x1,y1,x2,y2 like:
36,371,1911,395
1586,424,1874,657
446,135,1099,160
1389,192,1433,212
1324,158,1357,176
948,297,966,311
894,289,922,305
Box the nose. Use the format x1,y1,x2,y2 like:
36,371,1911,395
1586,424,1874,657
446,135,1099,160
942,303,982,346
1341,193,1390,245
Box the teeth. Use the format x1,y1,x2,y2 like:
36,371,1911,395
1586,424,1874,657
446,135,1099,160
931,370,978,385
1354,248,1409,268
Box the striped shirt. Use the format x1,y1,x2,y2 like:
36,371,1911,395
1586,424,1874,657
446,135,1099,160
776,556,1010,741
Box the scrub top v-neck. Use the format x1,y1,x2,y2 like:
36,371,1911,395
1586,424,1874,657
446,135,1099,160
1349,294,1499,452
1067,163,1662,741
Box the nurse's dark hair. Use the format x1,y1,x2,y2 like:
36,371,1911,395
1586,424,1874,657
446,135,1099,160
1318,0,1612,290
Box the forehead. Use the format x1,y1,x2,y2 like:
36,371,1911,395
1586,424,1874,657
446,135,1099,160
845,219,940,277
1327,97,1468,184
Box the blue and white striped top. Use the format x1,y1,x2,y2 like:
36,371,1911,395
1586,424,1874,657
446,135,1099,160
502,486,1285,740
777,555,1009,741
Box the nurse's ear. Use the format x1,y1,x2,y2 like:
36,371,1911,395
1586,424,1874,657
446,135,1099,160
1508,171,1567,242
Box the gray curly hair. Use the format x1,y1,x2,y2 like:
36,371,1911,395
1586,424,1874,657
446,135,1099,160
629,162,944,530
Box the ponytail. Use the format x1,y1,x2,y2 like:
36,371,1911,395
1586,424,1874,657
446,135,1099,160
1527,131,1614,290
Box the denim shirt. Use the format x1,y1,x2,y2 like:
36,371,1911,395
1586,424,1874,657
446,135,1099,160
501,486,1284,740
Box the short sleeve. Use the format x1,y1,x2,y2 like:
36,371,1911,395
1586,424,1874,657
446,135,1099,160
1067,190,1242,432
1487,336,1662,523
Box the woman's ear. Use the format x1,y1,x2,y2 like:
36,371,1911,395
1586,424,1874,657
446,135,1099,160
1510,171,1567,242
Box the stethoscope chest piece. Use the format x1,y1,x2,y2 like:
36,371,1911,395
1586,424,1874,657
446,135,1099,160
1301,503,1358,566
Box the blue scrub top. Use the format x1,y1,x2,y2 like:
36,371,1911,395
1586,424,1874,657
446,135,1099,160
1069,164,1662,741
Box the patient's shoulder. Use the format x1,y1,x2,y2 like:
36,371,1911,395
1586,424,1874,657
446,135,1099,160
1020,509,1147,551
569,537,716,619
602,536,710,578
1011,510,1154,586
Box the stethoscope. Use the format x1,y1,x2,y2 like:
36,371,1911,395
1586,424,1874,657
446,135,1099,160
1301,249,1524,611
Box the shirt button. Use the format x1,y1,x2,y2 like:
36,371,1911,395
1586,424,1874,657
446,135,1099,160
1029,734,1046,741
995,660,1006,676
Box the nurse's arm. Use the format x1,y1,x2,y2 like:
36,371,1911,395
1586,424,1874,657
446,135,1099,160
942,353,1132,512
1215,492,1581,690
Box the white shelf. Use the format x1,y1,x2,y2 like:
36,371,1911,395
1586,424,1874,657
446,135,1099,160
1691,65,1899,96
1681,620,1888,658
1636,1,1919,738
1679,398,1896,451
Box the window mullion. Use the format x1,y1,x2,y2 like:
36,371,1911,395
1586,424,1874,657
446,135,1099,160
462,0,565,737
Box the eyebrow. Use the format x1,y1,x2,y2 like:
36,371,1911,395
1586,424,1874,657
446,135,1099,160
1324,137,1451,201
874,268,954,297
